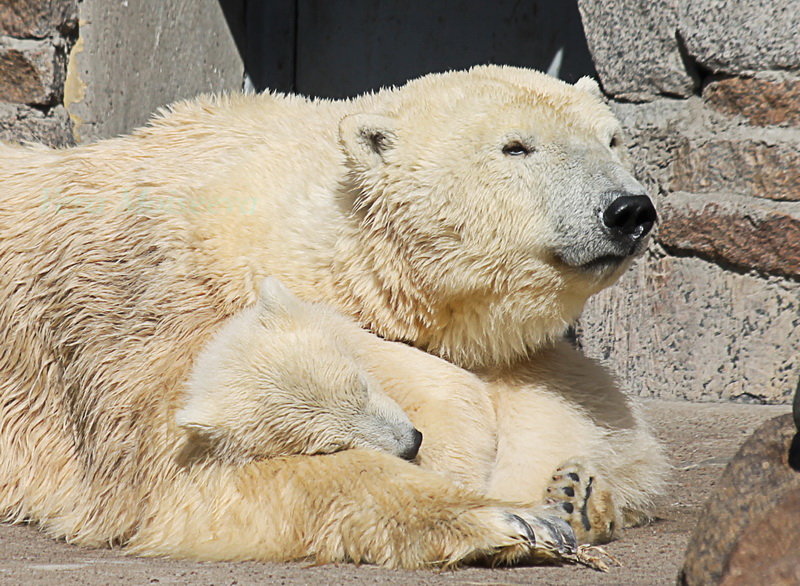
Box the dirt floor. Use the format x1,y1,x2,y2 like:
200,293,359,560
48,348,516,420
0,399,788,585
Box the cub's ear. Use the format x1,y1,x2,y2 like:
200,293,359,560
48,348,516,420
258,277,303,320
575,76,603,99
338,113,397,170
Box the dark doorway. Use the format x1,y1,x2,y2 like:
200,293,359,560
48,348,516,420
221,1,596,98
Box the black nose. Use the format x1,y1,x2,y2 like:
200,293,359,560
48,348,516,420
400,429,423,461
602,194,657,239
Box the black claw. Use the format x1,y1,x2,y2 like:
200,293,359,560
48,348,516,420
563,486,575,497
561,502,574,514
507,513,536,546
541,516,578,554
538,516,565,552
567,472,580,482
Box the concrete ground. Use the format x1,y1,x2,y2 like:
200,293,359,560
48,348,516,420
0,400,788,585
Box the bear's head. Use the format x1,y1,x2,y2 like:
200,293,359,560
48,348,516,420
176,277,423,464
337,65,654,367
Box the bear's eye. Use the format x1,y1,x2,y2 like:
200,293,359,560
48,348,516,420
502,141,531,156
609,135,620,149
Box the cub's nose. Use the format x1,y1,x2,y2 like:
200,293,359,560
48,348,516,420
602,194,657,240
399,429,423,461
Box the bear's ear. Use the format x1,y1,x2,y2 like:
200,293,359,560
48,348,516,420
575,76,603,99
338,113,397,170
257,277,303,320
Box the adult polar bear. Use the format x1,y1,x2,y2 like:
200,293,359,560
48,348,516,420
0,65,666,567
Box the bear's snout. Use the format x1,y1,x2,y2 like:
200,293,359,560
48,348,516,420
602,193,657,242
551,184,656,271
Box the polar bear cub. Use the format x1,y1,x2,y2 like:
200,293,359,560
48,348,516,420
177,277,423,463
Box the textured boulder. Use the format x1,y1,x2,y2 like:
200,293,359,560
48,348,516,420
0,37,65,105
658,192,800,280
703,75,800,128
680,407,800,584
668,137,800,202
578,252,800,404
577,0,696,101
679,0,800,74
0,0,77,38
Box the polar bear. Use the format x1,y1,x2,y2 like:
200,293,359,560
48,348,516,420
0,65,666,566
176,276,423,463
197,277,666,546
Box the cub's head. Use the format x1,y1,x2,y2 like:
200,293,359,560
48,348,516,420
177,277,422,463
338,65,654,367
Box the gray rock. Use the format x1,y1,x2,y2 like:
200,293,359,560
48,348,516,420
577,0,697,101
678,0,800,74
66,0,244,142
679,413,800,585
577,252,800,404
0,103,74,147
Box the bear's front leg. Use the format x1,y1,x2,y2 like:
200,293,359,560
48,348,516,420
483,341,668,545
127,448,577,569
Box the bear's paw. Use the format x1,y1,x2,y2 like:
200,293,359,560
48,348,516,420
543,459,618,545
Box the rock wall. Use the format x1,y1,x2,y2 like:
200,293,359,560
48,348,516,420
577,0,800,403
0,0,78,147
65,0,243,143
0,0,243,146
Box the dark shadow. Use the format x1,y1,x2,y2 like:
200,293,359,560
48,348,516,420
217,0,246,61
218,0,597,97
790,377,800,471
218,0,297,92
794,375,800,432
789,433,800,471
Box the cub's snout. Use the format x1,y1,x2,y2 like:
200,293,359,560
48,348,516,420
399,428,424,461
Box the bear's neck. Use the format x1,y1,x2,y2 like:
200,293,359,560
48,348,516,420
330,217,587,370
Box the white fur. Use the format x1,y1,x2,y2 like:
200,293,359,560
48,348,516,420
177,277,420,462
0,66,666,564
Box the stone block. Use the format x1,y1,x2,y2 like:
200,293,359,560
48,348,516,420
0,0,78,38
704,75,800,128
658,192,800,279
611,99,686,187
679,0,800,73
577,0,696,101
679,414,800,585
613,98,800,201
67,0,243,142
0,103,73,147
669,138,800,202
577,251,799,404
0,36,64,105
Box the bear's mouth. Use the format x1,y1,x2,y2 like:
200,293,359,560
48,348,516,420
552,231,650,274
553,248,631,273
579,253,628,272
